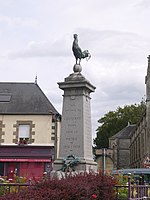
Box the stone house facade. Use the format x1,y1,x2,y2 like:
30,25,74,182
109,124,136,169
129,113,146,168
95,148,113,173
0,82,60,179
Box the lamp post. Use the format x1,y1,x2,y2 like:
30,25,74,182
103,148,107,174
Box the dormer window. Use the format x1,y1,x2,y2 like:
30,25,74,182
0,93,11,102
18,125,30,145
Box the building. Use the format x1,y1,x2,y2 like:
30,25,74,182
129,56,150,168
95,148,113,173
109,124,136,169
0,82,60,179
129,113,146,168
108,55,150,169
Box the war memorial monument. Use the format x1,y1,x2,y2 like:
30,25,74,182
53,34,97,172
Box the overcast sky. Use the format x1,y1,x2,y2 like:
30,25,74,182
0,0,149,139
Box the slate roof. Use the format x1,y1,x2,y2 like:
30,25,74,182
110,124,136,139
0,82,59,115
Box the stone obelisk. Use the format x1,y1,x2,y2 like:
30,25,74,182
53,34,97,172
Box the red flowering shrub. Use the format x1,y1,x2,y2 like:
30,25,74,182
0,172,116,200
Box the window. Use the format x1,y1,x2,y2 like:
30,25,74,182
13,120,35,145
51,123,55,134
0,93,11,102
51,136,55,141
18,125,30,145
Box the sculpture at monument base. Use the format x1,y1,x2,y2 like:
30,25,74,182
60,154,81,172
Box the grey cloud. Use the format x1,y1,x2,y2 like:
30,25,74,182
46,90,62,105
45,90,63,114
0,15,38,28
134,0,150,8
102,84,144,102
93,81,144,107
7,28,149,63
91,85,144,132
7,37,71,59
89,61,145,130
97,32,146,57
72,28,150,64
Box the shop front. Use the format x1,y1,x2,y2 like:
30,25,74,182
0,146,54,180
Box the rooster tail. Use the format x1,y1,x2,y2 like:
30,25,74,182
86,53,91,61
82,50,91,61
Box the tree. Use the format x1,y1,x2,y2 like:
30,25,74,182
93,101,146,149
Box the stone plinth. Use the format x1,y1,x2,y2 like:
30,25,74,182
53,68,97,172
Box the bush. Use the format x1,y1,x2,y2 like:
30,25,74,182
0,172,116,200
118,193,128,200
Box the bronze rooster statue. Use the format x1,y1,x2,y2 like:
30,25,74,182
72,34,91,65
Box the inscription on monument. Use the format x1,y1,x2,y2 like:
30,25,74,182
84,96,93,158
59,95,84,156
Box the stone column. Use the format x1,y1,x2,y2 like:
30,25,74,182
54,65,97,172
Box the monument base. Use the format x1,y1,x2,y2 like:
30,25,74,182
53,158,97,172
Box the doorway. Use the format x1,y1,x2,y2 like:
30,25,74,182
0,163,4,176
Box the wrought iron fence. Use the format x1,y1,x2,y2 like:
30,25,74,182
0,183,31,195
114,176,150,200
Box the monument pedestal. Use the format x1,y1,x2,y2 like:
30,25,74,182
53,65,97,172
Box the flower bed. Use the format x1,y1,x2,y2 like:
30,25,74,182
0,175,27,196
0,172,116,200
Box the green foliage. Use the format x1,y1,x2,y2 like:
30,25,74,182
114,174,128,199
0,184,7,197
94,101,146,148
118,193,127,200
0,175,27,196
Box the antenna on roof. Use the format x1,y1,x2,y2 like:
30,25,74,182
35,74,37,84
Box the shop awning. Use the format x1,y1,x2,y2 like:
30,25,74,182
0,158,51,162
